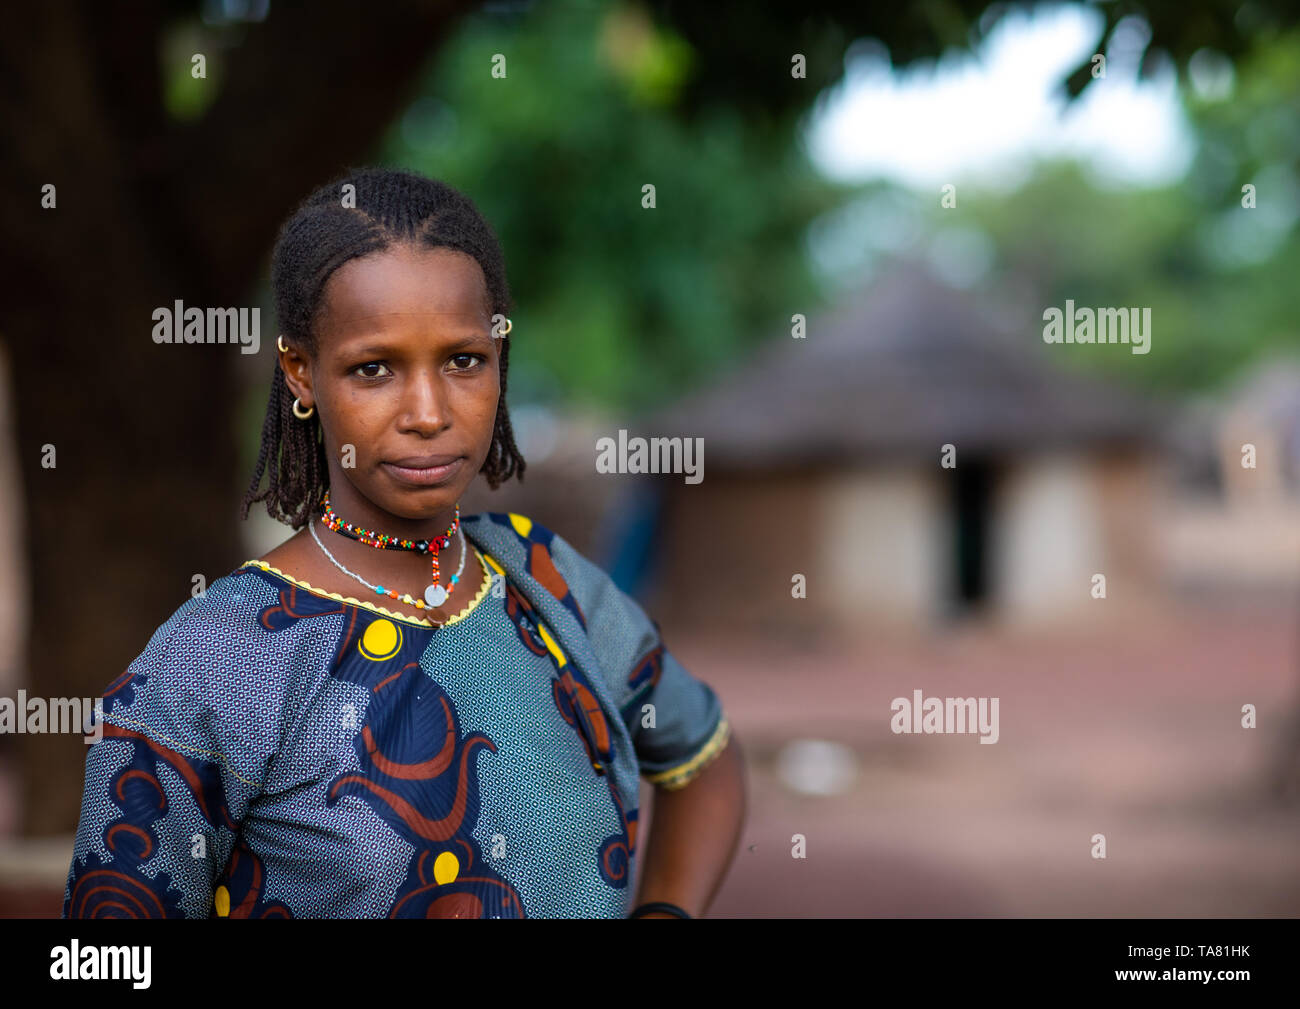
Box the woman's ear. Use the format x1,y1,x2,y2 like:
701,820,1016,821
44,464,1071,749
278,337,315,408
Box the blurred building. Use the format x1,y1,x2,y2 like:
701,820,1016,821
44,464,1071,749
631,259,1175,636
1160,352,1300,592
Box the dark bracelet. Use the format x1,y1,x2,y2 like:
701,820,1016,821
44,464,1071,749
628,901,692,919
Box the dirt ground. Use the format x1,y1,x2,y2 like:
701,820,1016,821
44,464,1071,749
678,597,1300,917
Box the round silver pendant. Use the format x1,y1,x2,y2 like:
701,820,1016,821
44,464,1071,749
424,584,448,607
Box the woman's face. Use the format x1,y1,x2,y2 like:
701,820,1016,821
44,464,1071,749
282,242,501,525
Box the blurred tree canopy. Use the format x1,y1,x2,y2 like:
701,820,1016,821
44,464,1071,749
953,23,1300,395
365,0,1300,414
374,1,848,410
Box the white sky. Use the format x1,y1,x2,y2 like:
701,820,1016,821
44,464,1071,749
807,2,1205,192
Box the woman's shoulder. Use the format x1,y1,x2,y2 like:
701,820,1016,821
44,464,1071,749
462,510,655,639
98,566,330,782
463,510,610,596
124,563,337,684
146,566,270,641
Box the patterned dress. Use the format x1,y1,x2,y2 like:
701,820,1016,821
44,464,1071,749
62,511,730,918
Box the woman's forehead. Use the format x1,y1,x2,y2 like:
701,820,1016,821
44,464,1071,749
328,310,488,325
324,245,488,317
322,311,494,344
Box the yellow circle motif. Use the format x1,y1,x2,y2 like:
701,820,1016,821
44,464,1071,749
359,618,401,661
214,885,231,917
433,851,460,885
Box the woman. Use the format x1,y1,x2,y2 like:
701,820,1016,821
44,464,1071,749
63,166,745,919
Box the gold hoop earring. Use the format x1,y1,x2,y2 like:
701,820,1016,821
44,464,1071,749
500,317,513,337
277,335,289,353
292,397,315,420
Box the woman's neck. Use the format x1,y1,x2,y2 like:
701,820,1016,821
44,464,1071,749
321,481,461,543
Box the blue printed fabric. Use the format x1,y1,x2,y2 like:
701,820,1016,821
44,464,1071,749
62,512,730,918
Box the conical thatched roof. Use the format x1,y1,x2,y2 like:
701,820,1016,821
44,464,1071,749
637,258,1174,468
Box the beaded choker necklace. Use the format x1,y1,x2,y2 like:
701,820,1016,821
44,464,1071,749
318,490,462,607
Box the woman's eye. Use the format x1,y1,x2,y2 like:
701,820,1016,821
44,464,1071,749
449,354,486,371
353,362,392,379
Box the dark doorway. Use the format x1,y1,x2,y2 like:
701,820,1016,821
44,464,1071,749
949,458,995,614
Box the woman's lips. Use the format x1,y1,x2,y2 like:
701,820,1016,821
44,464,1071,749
381,457,465,486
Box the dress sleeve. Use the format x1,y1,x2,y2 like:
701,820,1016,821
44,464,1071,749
544,530,731,791
63,594,286,918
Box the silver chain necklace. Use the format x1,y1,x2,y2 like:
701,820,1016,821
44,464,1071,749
309,516,470,623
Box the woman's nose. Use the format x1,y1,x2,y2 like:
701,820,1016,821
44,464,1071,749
396,372,449,433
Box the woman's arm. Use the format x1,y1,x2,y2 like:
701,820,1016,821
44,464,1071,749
632,732,747,917
64,599,278,918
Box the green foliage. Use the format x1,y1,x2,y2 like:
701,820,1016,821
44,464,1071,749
374,1,1299,408
161,19,222,122
378,0,848,411
961,28,1300,394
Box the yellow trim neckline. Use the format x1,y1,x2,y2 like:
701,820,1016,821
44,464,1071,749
237,544,495,629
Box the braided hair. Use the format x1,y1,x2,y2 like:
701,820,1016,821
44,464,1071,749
240,166,526,529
